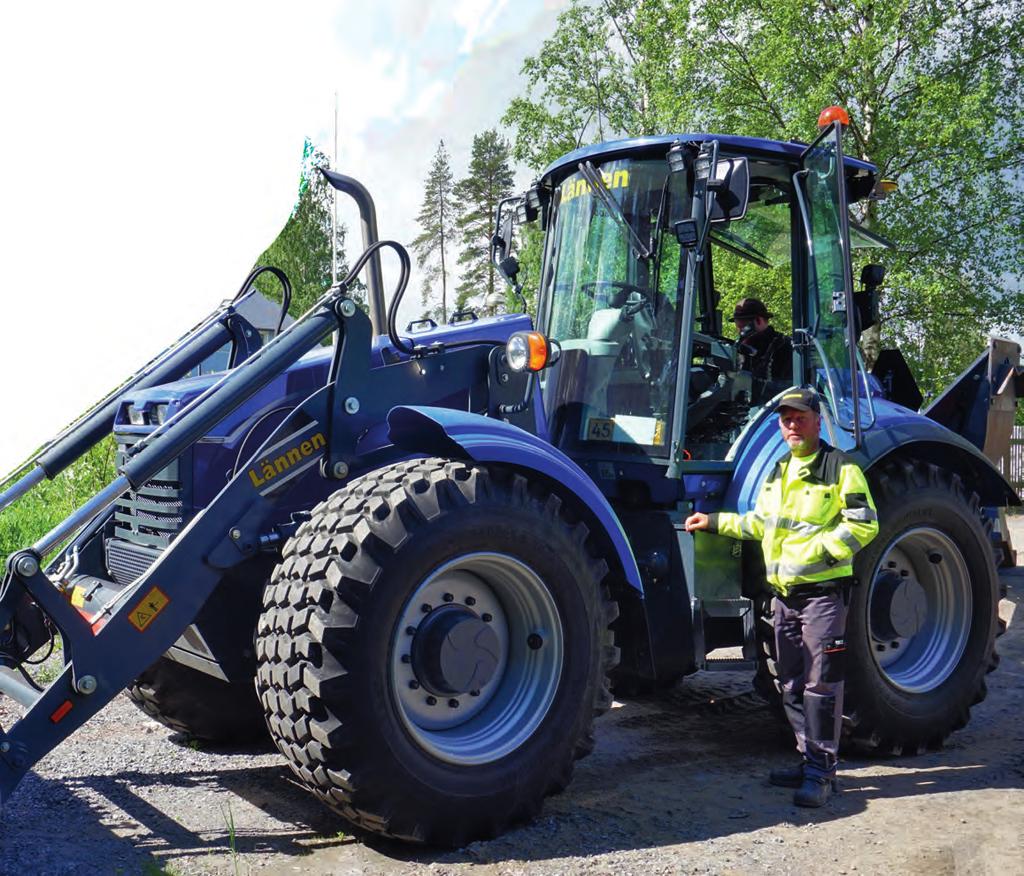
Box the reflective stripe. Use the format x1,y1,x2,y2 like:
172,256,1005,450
766,558,846,579
768,516,824,535
842,507,877,522
832,525,865,553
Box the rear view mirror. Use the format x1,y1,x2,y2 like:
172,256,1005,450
709,157,750,223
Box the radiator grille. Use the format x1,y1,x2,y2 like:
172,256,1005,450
106,537,162,586
111,434,191,552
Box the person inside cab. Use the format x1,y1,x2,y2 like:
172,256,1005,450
732,297,793,392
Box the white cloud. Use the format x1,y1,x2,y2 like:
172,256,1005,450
454,0,512,54
0,1,571,478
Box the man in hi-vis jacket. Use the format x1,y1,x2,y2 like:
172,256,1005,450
685,387,879,806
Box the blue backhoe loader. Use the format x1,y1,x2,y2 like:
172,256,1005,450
0,112,1018,846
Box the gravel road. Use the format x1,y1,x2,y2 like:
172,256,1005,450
2,553,1022,874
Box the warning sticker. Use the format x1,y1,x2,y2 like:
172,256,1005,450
129,586,170,632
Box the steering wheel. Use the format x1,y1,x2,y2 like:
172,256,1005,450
579,280,654,304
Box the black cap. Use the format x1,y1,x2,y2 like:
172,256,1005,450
732,297,773,320
775,387,820,414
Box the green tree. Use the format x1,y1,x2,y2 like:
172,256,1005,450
253,138,354,319
503,0,1024,401
453,130,515,315
412,141,456,323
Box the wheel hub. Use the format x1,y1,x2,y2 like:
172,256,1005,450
870,569,928,640
411,605,501,696
867,527,972,693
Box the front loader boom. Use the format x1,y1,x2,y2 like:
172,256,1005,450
0,241,504,807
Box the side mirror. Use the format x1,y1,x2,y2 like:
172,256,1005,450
498,255,520,285
709,157,750,223
855,263,884,335
496,210,515,259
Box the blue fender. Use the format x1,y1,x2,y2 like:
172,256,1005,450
387,406,644,593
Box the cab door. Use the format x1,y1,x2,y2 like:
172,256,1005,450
797,122,874,446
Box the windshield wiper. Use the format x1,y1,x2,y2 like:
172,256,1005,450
578,161,651,259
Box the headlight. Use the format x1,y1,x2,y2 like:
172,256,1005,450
153,404,169,425
127,405,145,426
505,331,560,373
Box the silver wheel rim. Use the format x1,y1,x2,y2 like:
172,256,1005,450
389,552,564,765
867,526,972,693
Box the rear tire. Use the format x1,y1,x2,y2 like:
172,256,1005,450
752,460,1001,755
255,458,619,846
844,460,1000,753
127,657,268,744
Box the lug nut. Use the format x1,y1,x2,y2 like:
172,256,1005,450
443,593,454,602
928,552,943,564
406,625,417,636
425,696,437,706
421,603,432,613
465,596,476,606
401,654,411,664
448,698,460,709
482,613,493,623
470,689,480,697
891,641,900,649
527,633,543,650
409,680,420,689
887,561,897,568
876,644,886,652
900,569,909,577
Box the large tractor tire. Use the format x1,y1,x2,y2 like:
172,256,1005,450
754,460,1002,755
255,458,619,846
127,657,268,744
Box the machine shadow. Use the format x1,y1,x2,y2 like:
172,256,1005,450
1,582,1018,872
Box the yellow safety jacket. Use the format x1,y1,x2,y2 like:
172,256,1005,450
708,442,879,595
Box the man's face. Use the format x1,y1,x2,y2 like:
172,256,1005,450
734,315,769,337
778,406,821,455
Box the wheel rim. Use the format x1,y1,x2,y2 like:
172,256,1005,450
389,552,564,765
867,526,972,693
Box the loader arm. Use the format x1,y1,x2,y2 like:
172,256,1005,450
0,244,520,806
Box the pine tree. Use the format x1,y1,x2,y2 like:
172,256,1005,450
453,130,515,315
412,141,456,323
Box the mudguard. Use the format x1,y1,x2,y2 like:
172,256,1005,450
387,406,644,593
725,397,1019,513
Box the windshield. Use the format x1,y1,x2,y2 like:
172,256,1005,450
539,158,688,456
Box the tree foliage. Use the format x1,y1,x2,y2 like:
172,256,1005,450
412,141,457,323
253,138,354,319
503,0,1024,400
453,130,515,315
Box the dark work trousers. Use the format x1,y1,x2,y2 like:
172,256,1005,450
773,584,850,779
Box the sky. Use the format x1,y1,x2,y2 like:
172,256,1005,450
0,0,570,475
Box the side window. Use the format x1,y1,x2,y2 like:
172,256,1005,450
712,190,794,338
681,185,794,461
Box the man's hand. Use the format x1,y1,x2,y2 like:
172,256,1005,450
684,512,710,532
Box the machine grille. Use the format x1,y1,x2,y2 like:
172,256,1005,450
110,434,192,554
106,537,162,586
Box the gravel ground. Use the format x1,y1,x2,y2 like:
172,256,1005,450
1,540,1022,874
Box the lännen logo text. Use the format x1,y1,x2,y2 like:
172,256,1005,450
249,432,326,488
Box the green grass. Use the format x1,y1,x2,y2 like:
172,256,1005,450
0,438,117,568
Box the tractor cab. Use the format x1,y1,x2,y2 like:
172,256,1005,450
497,119,886,480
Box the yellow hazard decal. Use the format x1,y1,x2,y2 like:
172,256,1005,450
70,586,87,608
129,586,170,632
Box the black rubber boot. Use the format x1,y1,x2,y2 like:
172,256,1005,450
768,762,805,788
793,774,836,807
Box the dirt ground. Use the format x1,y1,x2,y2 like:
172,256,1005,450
1,546,1022,874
